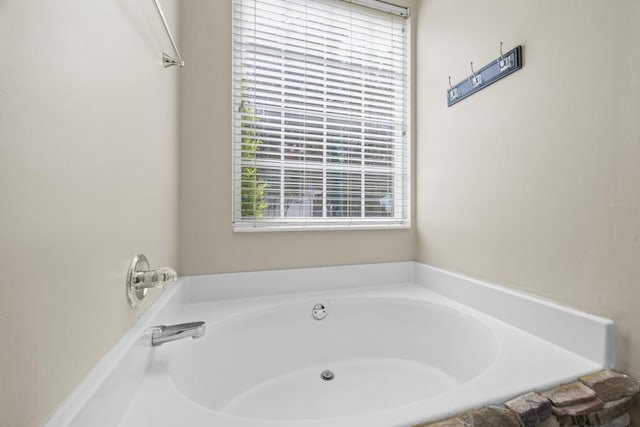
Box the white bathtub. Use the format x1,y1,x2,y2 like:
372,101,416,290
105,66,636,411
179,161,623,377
47,262,614,427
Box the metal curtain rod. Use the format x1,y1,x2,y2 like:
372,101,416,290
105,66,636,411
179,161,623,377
342,0,411,17
152,0,184,68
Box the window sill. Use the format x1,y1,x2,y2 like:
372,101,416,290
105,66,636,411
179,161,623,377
232,222,411,233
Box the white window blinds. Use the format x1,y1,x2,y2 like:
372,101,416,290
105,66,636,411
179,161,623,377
232,0,410,230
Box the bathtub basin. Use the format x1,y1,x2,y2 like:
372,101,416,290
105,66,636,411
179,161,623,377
168,299,497,420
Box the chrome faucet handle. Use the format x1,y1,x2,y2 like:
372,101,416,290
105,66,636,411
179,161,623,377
126,254,177,308
132,267,177,290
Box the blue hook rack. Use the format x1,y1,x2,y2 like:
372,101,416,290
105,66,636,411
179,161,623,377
447,44,522,107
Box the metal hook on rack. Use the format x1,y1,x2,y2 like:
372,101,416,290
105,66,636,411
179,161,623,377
498,41,512,70
469,62,482,86
448,76,458,100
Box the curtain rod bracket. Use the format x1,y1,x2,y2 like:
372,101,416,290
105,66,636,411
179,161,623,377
162,52,184,68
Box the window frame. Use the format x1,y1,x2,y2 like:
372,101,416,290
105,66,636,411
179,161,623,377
231,0,412,232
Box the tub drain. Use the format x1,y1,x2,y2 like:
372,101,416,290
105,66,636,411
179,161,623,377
320,369,335,381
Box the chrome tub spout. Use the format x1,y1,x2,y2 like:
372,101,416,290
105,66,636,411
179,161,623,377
149,321,206,346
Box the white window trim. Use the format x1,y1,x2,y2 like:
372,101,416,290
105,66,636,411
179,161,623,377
231,0,412,232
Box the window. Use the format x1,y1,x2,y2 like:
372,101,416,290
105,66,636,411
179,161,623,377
232,0,410,230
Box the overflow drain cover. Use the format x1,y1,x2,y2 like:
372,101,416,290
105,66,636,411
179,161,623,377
320,369,335,381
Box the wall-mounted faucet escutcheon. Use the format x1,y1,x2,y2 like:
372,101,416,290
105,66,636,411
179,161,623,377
126,254,177,308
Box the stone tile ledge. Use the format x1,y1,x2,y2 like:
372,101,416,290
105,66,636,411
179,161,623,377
413,370,640,427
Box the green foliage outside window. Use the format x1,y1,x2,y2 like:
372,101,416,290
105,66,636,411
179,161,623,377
240,103,268,218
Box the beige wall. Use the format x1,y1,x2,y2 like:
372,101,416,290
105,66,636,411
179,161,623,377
0,1,179,426
3,0,639,425
178,0,416,274
416,0,640,377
